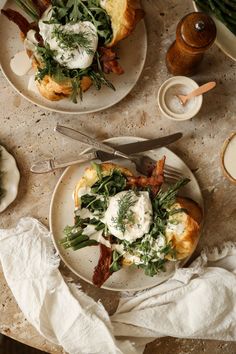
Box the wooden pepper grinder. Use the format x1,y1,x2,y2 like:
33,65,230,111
166,12,217,76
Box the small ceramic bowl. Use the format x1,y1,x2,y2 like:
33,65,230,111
157,76,203,121
221,132,236,184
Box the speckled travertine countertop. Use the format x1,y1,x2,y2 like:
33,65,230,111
1,0,236,353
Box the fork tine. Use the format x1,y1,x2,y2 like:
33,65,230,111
164,169,183,180
165,164,183,174
164,165,184,178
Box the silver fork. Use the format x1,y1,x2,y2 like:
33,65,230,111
129,154,184,182
54,125,184,182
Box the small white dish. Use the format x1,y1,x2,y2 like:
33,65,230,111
0,145,20,213
157,76,203,121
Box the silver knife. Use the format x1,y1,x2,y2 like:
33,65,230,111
30,128,182,173
55,125,130,159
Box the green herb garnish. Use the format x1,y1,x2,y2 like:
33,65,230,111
50,0,113,44
112,191,136,234
52,27,95,55
81,194,107,215
91,169,127,197
35,44,115,103
110,250,123,272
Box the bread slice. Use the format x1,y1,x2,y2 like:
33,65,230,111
165,197,203,260
74,162,133,208
102,0,144,47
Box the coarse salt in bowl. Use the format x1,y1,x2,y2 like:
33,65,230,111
157,76,203,121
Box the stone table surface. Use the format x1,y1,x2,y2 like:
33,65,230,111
1,0,236,353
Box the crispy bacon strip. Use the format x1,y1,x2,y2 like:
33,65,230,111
152,156,166,178
1,9,32,35
99,47,124,75
127,156,166,196
93,244,112,288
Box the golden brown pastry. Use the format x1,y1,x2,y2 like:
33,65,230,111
103,0,145,47
165,197,203,260
36,75,92,101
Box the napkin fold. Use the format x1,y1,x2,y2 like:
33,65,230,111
0,217,236,354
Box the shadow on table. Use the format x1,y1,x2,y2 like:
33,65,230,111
0,335,46,354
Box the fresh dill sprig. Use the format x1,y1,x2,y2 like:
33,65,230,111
52,27,95,56
112,191,136,233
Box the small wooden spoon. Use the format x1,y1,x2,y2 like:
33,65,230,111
176,81,216,106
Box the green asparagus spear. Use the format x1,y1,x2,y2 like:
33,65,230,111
14,0,39,20
213,0,236,19
73,239,98,251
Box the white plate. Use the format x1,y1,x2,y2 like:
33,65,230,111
0,145,20,213
49,136,204,292
193,2,236,61
0,1,147,114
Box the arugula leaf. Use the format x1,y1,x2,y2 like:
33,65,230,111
110,250,123,272
139,259,166,277
91,170,127,196
80,194,107,214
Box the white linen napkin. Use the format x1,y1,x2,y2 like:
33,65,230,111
0,217,236,354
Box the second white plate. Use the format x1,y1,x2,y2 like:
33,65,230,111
49,136,203,292
0,1,147,114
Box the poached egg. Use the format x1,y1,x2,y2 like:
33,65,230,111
39,8,98,69
104,190,153,242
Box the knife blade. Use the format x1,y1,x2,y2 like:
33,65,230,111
91,132,183,156
56,124,182,155
30,130,182,173
55,125,130,160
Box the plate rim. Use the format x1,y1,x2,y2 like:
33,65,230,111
0,4,147,114
49,136,204,292
192,1,236,62
0,145,20,213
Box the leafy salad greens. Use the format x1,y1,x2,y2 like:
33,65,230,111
61,163,190,277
